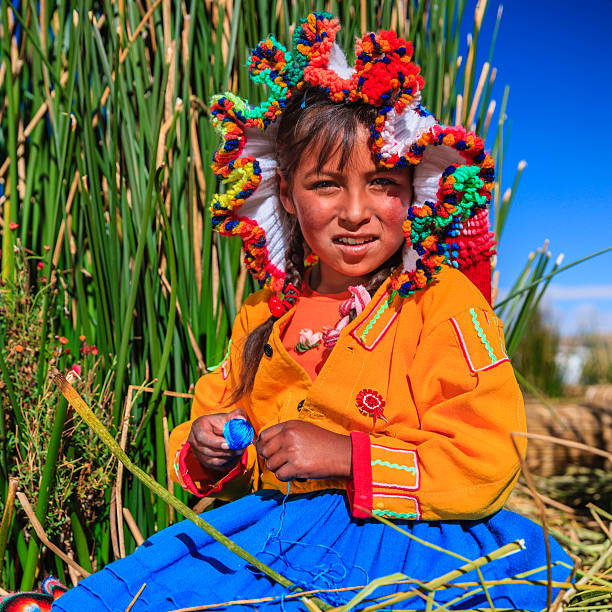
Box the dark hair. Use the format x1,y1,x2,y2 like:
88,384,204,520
228,88,405,403
276,88,379,182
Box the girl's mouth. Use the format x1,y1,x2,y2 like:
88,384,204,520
333,236,376,246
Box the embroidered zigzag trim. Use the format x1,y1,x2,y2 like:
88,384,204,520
351,290,400,350
450,315,510,373
372,497,422,520
373,509,419,519
371,459,418,474
470,307,497,363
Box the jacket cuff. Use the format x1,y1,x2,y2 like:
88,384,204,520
346,431,373,518
175,442,248,497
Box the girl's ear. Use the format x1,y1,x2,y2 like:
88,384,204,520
277,171,296,214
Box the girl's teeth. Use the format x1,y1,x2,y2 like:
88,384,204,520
337,237,372,245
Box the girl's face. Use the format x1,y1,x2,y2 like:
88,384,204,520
279,126,412,294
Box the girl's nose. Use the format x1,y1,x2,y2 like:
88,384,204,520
338,191,371,229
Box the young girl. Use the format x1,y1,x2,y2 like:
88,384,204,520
46,12,572,612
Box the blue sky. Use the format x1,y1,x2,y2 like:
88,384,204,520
468,0,612,334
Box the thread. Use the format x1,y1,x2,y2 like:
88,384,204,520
257,485,370,607
223,418,255,450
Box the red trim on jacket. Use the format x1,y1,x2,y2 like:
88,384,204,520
347,431,373,518
178,442,248,497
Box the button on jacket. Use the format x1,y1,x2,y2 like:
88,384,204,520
168,265,525,521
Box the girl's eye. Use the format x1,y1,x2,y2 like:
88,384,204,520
312,180,337,190
372,177,398,187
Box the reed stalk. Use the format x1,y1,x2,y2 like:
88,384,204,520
16,491,90,579
1,0,18,285
20,396,68,590
51,368,331,610
495,246,612,310
0,477,18,577
111,76,170,428
354,541,525,612
0,346,25,448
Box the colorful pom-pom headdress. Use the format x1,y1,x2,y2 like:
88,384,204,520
209,12,496,302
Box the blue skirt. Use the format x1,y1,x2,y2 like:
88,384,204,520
52,490,572,611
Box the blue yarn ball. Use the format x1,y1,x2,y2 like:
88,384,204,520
223,418,255,450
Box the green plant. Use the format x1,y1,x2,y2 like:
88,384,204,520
581,336,612,385
511,306,564,397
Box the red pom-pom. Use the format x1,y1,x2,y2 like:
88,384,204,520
352,31,424,108
268,296,286,318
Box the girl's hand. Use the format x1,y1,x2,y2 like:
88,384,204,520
187,408,247,473
256,420,352,481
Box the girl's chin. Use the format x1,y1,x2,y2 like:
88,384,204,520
313,263,378,294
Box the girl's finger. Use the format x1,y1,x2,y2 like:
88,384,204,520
256,422,283,442
210,420,226,436
191,446,240,467
210,410,248,437
273,462,295,482
266,453,290,479
265,449,286,473
255,423,283,452
228,407,248,420
191,428,229,450
194,446,238,459
255,427,283,459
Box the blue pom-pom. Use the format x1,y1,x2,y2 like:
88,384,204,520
223,418,255,450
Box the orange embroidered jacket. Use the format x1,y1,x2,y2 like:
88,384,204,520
168,265,526,521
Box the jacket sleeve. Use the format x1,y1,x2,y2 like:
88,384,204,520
168,294,266,500
347,306,526,521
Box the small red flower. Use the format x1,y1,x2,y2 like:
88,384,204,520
68,364,81,376
356,389,388,425
66,363,81,384
8,222,19,230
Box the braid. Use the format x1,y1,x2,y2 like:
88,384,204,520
282,217,306,307
227,221,305,405
364,249,402,296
